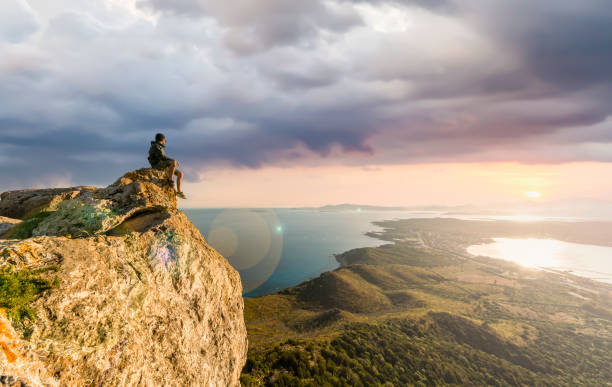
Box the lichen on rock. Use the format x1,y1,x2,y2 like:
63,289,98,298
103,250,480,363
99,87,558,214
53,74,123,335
0,187,96,220
32,196,116,237
0,169,247,386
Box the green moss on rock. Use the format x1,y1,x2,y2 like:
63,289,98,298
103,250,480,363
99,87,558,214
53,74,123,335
0,266,59,322
3,212,53,239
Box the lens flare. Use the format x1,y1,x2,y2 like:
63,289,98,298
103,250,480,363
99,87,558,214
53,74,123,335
207,226,239,258
208,211,272,270
206,210,283,293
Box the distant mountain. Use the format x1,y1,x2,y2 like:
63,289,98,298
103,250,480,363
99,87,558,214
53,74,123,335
292,200,612,221
317,204,409,211
311,203,477,212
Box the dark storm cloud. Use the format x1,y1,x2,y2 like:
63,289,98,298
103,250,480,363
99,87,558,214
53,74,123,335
1,0,612,191
353,0,612,92
462,1,612,91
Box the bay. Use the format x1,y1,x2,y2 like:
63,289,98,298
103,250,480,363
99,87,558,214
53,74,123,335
183,208,612,296
183,208,438,297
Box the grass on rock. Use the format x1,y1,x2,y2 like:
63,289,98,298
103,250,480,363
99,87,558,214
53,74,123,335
0,266,59,323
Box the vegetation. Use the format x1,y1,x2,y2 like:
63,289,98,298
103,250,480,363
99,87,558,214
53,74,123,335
243,316,612,386
336,243,459,267
0,266,59,322
368,217,612,248
2,211,53,239
241,219,612,386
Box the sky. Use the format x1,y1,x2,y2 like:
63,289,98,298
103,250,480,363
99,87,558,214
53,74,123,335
1,0,612,207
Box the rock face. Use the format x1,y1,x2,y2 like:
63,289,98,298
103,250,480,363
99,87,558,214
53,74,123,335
0,187,97,220
0,217,20,236
0,169,247,386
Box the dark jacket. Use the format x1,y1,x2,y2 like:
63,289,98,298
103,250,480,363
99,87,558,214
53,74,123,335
148,141,173,167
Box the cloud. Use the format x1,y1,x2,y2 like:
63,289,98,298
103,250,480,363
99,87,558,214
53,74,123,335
1,0,612,191
0,0,40,43
462,1,612,91
139,0,362,54
349,0,456,12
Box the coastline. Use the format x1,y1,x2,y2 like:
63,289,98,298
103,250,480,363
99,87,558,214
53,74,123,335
241,217,612,384
252,216,612,298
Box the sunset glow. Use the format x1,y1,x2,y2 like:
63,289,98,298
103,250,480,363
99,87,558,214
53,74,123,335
526,191,542,199
179,162,612,208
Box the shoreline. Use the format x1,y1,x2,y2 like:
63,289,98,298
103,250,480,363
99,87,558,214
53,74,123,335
247,216,612,299
241,217,612,384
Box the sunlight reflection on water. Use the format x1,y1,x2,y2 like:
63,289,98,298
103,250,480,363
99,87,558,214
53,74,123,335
468,238,612,284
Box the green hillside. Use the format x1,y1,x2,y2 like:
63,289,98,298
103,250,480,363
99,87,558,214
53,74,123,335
241,219,612,386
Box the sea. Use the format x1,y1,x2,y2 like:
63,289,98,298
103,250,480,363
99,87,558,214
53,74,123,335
183,208,612,296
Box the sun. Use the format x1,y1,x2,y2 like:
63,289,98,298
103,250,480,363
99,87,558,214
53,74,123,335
525,191,542,199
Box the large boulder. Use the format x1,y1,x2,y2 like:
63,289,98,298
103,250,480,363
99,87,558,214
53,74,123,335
1,169,178,238
0,187,96,220
0,169,247,386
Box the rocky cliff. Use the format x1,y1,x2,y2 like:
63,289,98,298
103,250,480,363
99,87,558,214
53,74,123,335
0,169,247,386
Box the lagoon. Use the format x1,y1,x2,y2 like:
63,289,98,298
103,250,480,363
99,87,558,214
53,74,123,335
468,238,612,284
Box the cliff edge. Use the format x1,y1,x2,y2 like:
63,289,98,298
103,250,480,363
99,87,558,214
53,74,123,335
0,169,247,386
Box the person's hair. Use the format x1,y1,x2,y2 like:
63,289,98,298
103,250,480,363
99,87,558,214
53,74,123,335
155,133,165,142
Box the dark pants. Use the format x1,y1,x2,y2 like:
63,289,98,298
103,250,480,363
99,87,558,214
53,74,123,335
152,160,180,176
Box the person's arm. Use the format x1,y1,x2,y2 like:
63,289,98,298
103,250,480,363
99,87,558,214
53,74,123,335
157,144,173,162
162,146,178,165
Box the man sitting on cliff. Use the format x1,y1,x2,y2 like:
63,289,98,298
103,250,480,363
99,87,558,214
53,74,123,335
148,133,187,199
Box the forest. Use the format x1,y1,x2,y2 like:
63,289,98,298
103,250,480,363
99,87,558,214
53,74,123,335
241,219,612,386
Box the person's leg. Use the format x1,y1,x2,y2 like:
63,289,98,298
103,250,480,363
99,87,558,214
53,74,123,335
175,169,183,192
167,160,177,183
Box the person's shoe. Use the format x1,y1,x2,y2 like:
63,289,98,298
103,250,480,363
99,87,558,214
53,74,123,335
176,191,187,199
166,179,174,188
